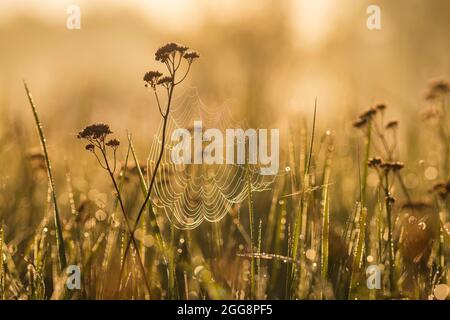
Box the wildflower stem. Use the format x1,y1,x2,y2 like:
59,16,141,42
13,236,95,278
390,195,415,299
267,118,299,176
98,146,152,298
384,172,396,296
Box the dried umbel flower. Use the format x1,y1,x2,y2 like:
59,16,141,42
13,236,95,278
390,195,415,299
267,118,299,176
429,78,449,95
368,157,383,168
106,138,120,149
85,144,95,152
157,76,173,87
423,77,450,100
376,103,387,111
155,42,188,62
359,107,377,120
78,123,120,172
385,120,398,130
143,71,163,88
380,161,404,172
353,107,377,128
184,51,200,64
352,117,368,128
77,123,112,141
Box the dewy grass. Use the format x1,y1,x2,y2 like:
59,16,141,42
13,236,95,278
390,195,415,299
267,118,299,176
290,100,317,298
1,46,447,301
348,205,367,299
320,142,331,298
0,224,4,298
24,81,67,272
245,159,256,299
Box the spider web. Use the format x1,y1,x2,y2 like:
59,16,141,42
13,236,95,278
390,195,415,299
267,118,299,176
147,88,277,230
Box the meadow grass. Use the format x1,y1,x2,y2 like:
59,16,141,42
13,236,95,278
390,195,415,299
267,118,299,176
0,47,448,300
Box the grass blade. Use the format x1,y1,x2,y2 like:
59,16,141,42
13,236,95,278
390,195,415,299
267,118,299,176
24,81,67,271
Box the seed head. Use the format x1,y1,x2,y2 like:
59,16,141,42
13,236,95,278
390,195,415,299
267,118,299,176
368,157,383,168
85,144,95,152
144,71,163,88
359,107,377,120
157,76,173,87
375,103,386,111
78,123,112,140
155,42,189,62
352,117,368,128
106,138,120,149
392,161,404,171
380,161,404,172
429,78,449,94
385,120,398,130
183,51,200,64
423,77,449,100
353,107,377,128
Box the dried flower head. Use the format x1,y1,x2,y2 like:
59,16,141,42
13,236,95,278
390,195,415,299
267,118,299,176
106,138,120,149
157,76,173,87
392,161,404,171
155,42,188,62
85,144,95,152
375,103,387,111
360,107,377,120
385,120,398,130
353,107,377,128
184,51,200,63
423,77,449,100
77,123,112,140
352,117,368,128
380,161,404,172
368,157,383,168
429,78,449,94
144,71,163,88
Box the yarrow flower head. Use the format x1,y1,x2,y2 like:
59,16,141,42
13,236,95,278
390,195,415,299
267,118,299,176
106,138,120,149
77,123,112,140
385,120,398,130
144,71,163,88
423,77,449,101
155,42,189,62
157,76,173,87
85,144,95,152
380,161,404,172
368,157,383,168
353,106,378,128
183,51,200,64
375,103,387,112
